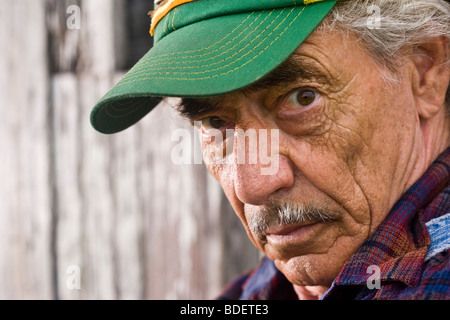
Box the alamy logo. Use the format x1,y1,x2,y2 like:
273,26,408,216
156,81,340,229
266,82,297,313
66,5,81,30
367,5,381,30
366,265,381,290
171,123,280,176
66,265,81,290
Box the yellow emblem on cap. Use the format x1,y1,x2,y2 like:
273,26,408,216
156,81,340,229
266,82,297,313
149,0,196,36
149,0,328,36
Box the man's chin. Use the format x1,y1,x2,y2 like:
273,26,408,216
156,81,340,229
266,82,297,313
259,219,370,287
273,254,343,288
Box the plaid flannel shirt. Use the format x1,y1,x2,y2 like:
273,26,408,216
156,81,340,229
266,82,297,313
218,148,450,300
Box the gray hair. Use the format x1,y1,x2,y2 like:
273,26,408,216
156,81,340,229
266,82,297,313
321,0,450,111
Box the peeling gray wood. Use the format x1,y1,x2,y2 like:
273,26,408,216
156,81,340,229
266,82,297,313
0,0,53,299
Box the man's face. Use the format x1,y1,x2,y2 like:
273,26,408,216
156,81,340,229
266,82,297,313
180,27,420,287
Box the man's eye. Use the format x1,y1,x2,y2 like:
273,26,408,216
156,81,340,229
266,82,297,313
288,89,317,109
202,116,232,130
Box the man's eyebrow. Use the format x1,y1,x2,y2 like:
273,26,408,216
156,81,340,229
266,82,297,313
244,54,330,93
177,96,222,121
177,55,330,120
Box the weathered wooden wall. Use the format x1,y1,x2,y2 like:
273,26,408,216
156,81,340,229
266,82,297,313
0,0,259,300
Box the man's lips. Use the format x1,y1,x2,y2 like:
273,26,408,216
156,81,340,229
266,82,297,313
265,221,318,237
263,221,322,246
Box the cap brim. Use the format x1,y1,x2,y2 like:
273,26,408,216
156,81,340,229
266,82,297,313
91,1,336,134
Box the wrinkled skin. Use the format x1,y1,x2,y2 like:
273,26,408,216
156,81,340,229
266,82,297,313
194,29,450,299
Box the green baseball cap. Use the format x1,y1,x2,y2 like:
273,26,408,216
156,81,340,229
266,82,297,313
90,0,337,134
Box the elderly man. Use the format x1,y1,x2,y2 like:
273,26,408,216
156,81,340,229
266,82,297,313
91,0,450,300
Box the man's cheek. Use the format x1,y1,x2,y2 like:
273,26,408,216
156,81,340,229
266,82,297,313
317,102,371,169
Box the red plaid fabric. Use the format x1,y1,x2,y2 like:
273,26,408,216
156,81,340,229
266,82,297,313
218,148,450,300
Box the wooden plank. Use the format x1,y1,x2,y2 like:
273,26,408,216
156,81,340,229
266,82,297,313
46,0,82,73
50,0,140,300
77,73,117,299
51,73,83,300
78,0,116,75
0,0,53,299
108,74,145,300
49,0,120,299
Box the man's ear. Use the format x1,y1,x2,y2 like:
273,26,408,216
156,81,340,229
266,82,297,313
411,36,450,119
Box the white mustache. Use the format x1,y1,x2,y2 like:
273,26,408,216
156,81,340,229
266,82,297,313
249,202,337,237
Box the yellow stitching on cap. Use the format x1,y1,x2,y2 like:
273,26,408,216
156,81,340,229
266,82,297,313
143,12,254,64
303,0,325,4
133,12,260,71
115,6,300,86
126,12,262,75
172,8,177,32
168,7,301,80
150,0,196,36
120,9,282,82
121,11,269,80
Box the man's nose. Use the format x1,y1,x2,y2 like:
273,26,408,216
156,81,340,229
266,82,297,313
232,130,295,206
